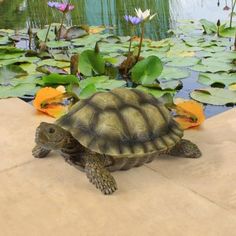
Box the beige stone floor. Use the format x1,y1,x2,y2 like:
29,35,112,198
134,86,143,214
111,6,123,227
1,98,236,236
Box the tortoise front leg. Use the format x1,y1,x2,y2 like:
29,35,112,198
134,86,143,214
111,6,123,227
32,144,51,158
84,151,117,195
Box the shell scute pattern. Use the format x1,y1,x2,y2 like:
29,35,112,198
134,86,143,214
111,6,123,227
57,88,183,157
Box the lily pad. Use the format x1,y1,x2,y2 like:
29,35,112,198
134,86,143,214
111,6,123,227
37,28,56,41
159,67,189,80
36,65,68,74
198,73,236,87
166,57,200,67
64,26,89,40
136,85,176,100
37,59,70,68
41,74,79,85
0,83,38,99
0,65,28,85
79,50,105,76
190,88,236,105
131,56,163,84
46,40,71,49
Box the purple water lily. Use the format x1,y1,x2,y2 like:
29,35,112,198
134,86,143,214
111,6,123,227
124,15,142,25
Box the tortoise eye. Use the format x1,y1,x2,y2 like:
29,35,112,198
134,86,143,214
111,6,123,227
48,128,55,134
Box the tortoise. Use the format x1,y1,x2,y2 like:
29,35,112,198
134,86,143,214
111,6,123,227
32,88,201,195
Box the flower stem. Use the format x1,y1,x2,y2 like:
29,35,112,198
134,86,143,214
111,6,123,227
230,0,236,28
44,22,52,42
124,27,134,75
136,22,145,63
58,12,66,40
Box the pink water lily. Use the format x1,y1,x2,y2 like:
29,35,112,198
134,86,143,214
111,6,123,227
47,1,74,13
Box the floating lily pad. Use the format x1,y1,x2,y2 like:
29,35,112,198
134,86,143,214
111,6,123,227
0,83,38,99
199,19,217,34
159,67,189,80
36,65,68,74
37,59,70,68
198,73,236,87
64,26,89,40
131,56,163,84
46,40,71,49
79,83,98,99
0,65,28,85
190,88,236,105
220,27,236,37
136,85,176,101
37,28,56,41
41,73,79,85
166,57,200,67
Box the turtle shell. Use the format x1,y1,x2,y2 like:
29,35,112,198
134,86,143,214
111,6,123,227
56,88,183,157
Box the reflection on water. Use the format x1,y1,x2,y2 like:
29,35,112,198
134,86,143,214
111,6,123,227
0,0,230,39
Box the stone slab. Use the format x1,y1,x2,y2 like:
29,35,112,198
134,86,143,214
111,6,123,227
1,98,236,236
147,108,236,213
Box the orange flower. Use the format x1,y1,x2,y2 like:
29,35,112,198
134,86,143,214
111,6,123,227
174,99,205,129
33,87,67,118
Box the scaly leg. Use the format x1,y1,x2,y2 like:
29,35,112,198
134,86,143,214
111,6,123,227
84,151,117,195
32,145,51,158
169,139,201,158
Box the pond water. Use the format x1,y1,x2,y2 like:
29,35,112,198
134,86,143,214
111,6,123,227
0,0,234,118
0,0,230,39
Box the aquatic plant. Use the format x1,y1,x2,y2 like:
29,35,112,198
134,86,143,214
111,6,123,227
47,1,75,40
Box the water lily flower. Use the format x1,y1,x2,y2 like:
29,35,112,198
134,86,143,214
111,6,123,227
135,8,156,21
47,1,74,13
124,15,142,25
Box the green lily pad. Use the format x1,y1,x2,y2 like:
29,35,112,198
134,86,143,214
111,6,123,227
64,26,89,40
0,36,11,45
166,57,200,67
0,65,28,85
220,27,236,37
36,65,68,74
0,83,38,99
159,67,189,80
79,50,105,76
79,76,109,89
46,41,71,49
198,73,236,87
79,83,98,99
131,56,163,84
190,87,236,105
37,59,69,68
41,73,79,85
136,85,176,99
199,19,217,34
37,28,56,42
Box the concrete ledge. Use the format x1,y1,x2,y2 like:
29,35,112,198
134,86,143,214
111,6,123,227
1,98,236,236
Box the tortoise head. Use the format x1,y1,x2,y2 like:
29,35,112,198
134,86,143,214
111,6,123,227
35,122,68,150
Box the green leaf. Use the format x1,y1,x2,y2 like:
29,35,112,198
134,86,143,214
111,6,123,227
190,88,236,105
79,50,105,76
220,27,236,37
64,26,89,40
41,74,79,85
198,73,236,87
37,28,55,41
159,67,189,80
0,83,38,99
37,59,70,68
46,41,71,49
136,85,176,98
199,19,217,34
79,83,98,99
36,65,68,74
0,65,28,85
166,57,200,67
131,56,163,84
79,76,109,89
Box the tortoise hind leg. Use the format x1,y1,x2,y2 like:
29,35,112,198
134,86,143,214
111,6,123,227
84,151,117,195
32,145,51,158
169,139,201,158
